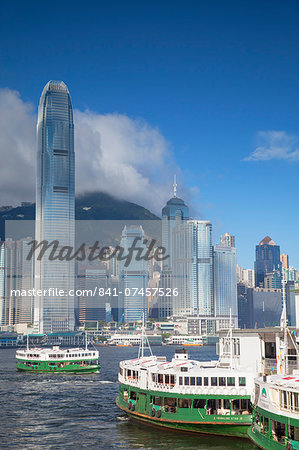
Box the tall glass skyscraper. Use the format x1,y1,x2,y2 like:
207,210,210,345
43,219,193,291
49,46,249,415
34,81,75,333
254,236,281,288
213,244,237,317
119,225,149,322
172,220,213,316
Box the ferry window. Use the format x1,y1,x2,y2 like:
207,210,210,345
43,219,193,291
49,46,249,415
184,377,190,386
239,377,246,386
165,374,170,384
128,370,131,377
164,397,177,407
119,368,123,375
265,341,276,359
227,377,235,386
181,367,188,372
211,377,218,387
179,377,183,386
241,399,249,410
130,391,137,400
178,398,192,408
232,399,240,412
170,375,175,385
294,392,299,411
153,396,162,406
193,399,206,409
158,374,163,384
264,417,269,432
223,399,230,410
273,420,285,444
218,377,226,386
204,377,209,386
196,377,202,386
190,377,195,386
282,390,288,409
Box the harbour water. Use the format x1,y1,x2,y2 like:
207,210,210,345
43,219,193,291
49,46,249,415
0,346,257,449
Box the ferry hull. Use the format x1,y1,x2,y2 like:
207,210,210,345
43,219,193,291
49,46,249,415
16,361,100,373
248,426,288,449
116,399,250,438
116,384,252,439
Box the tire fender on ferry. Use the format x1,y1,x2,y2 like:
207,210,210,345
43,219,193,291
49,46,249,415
131,403,135,411
208,388,215,395
230,388,237,395
151,408,155,417
286,443,293,450
156,409,162,418
239,388,246,396
128,402,132,410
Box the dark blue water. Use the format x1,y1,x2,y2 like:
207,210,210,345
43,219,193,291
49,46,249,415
0,346,257,449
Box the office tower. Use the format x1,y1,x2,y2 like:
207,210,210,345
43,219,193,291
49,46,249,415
220,233,235,248
0,243,4,325
0,238,34,326
280,253,289,270
159,178,188,318
172,220,213,316
242,269,255,288
34,81,75,333
78,263,109,324
119,225,149,322
161,177,189,270
213,244,237,318
237,284,253,329
254,236,281,288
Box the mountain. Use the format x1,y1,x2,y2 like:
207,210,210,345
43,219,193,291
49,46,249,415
0,191,160,240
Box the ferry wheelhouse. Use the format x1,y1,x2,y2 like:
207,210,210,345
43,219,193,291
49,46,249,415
248,374,299,449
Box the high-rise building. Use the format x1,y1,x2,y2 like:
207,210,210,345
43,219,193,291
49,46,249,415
34,81,75,333
220,233,235,248
172,220,213,316
159,178,189,318
213,244,237,319
161,177,189,270
280,253,289,270
254,236,281,288
0,238,34,326
119,225,149,322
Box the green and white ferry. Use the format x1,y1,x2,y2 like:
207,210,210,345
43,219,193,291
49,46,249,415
16,335,100,373
248,279,299,449
248,374,299,449
116,317,257,438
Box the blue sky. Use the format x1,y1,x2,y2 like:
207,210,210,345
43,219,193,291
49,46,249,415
0,0,298,268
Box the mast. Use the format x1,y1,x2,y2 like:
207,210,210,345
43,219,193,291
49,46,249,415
229,308,233,369
281,276,288,375
138,313,153,358
173,174,177,198
85,330,88,350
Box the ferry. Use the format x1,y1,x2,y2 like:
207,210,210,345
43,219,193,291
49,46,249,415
116,316,257,438
248,278,299,448
16,334,100,373
248,374,299,449
182,338,204,347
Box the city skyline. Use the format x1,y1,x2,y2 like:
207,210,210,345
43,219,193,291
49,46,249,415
0,1,298,270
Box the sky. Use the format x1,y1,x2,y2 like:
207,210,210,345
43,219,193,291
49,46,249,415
0,0,298,269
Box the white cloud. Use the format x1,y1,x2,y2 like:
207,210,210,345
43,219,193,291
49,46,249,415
0,88,190,214
244,130,299,162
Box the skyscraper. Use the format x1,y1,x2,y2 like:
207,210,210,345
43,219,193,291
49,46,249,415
161,177,189,270
159,178,189,318
34,81,75,333
172,220,213,316
213,244,237,318
254,236,281,288
220,233,235,248
280,253,289,270
119,225,149,322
